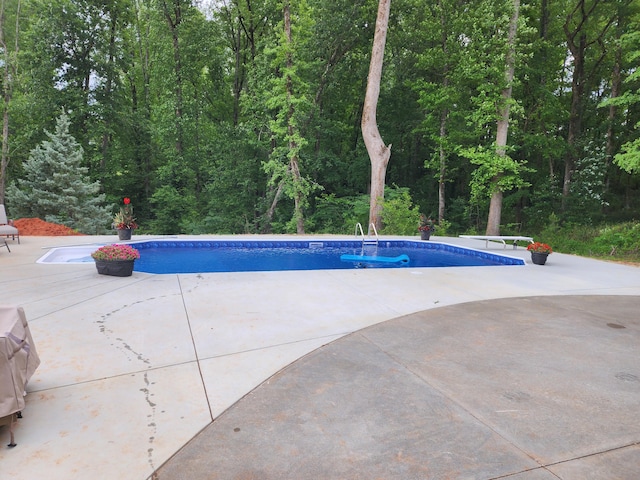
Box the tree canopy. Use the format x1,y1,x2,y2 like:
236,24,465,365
1,0,639,235
7,112,111,233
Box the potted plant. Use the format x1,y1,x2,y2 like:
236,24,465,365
113,197,138,240
91,244,140,277
419,214,435,240
527,242,553,265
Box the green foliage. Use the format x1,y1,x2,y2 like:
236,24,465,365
440,196,473,235
521,177,561,231
606,29,640,175
191,125,268,234
4,0,640,236
592,222,640,256
308,193,370,234
564,141,608,223
256,0,320,231
148,185,197,235
536,224,593,257
6,113,111,233
309,186,422,236
460,145,532,202
436,218,452,236
538,219,640,261
379,187,421,235
614,138,640,174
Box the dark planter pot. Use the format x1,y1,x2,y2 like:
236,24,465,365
420,230,431,241
95,259,135,277
117,228,133,241
531,252,549,265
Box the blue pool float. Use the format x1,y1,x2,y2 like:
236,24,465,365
340,254,410,265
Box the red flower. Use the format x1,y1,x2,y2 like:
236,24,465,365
527,242,553,254
113,197,137,229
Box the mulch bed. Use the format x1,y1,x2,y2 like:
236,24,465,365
13,218,86,236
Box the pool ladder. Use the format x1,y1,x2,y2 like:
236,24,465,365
355,222,379,249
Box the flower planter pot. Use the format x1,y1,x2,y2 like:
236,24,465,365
531,252,549,265
117,228,132,241
95,259,135,277
420,231,431,241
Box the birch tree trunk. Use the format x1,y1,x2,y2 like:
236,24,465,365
362,0,391,232
485,0,519,236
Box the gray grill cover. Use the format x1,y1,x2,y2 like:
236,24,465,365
0,305,40,417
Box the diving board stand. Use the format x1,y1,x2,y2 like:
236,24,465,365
459,235,534,249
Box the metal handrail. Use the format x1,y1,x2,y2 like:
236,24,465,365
355,222,378,249
368,223,379,239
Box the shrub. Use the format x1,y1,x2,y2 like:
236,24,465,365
379,187,421,235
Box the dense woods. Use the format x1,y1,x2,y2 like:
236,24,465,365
1,0,639,236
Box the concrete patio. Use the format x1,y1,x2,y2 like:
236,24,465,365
0,234,638,479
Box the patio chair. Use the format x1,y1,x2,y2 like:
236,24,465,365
0,205,19,244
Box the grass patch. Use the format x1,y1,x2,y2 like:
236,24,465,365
535,221,640,264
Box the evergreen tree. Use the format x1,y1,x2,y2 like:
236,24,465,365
7,113,112,233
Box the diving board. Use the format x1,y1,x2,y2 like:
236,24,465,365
459,235,534,249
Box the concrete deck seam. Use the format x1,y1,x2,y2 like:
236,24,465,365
357,327,551,470
177,275,215,422
530,440,640,470
25,358,202,394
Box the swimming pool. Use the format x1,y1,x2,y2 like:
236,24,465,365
37,239,524,273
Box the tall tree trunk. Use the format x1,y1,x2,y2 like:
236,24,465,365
224,0,264,126
284,1,304,234
604,12,623,200
438,108,448,223
486,0,520,236
264,181,284,233
437,0,449,224
263,1,306,234
362,0,391,232
562,0,614,210
232,20,243,126
133,0,153,199
100,7,118,172
562,34,585,209
538,0,555,182
161,0,184,156
0,0,19,204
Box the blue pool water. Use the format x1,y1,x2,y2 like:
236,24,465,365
130,240,524,274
